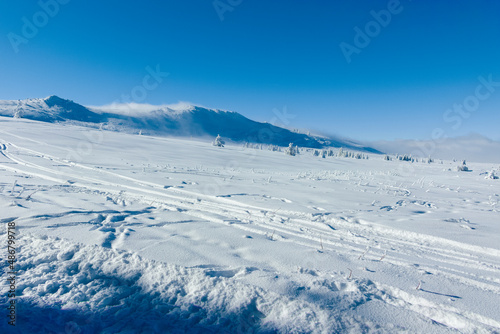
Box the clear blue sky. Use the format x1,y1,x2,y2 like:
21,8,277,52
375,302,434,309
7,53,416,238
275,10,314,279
1,0,499,141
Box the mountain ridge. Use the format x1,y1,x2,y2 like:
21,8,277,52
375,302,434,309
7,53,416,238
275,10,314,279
0,96,382,153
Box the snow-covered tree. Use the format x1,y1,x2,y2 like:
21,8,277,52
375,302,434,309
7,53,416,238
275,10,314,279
485,170,498,179
337,148,344,158
285,143,296,156
457,160,469,172
398,154,412,162
213,134,225,147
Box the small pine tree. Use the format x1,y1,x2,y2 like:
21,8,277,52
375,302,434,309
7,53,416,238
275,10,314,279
285,143,296,156
399,154,412,162
213,134,225,147
338,148,344,158
457,160,469,172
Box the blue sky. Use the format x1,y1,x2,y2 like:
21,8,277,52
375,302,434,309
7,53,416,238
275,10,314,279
1,0,499,141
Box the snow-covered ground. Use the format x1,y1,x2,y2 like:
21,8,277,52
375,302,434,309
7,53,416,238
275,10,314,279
1,116,500,333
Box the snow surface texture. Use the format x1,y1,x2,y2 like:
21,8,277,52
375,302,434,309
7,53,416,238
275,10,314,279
1,117,500,333
0,96,380,153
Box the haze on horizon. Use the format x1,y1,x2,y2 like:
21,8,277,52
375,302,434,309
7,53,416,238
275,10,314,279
1,0,499,142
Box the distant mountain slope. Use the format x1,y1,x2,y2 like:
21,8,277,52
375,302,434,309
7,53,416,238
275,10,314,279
0,96,105,123
0,96,381,153
372,134,500,164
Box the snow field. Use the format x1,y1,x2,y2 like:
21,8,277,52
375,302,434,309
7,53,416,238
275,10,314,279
1,117,500,333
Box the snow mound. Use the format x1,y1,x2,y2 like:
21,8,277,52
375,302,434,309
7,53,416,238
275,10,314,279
1,233,370,333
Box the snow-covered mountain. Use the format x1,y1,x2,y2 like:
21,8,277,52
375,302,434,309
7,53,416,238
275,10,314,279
0,96,381,153
0,96,103,123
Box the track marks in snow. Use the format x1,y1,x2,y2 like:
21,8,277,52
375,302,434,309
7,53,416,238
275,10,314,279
5,145,500,293
379,199,436,212
2,138,500,332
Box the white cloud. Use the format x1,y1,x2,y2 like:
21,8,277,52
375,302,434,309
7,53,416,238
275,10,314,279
87,101,195,116
371,134,500,164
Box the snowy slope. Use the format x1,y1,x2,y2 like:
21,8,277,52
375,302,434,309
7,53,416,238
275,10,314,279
1,117,499,333
0,96,381,153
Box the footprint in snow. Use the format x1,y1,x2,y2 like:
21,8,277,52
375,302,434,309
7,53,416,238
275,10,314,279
101,232,116,248
308,206,326,211
459,224,475,230
205,267,258,278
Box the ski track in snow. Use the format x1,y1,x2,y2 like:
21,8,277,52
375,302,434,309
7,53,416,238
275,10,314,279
1,121,500,333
